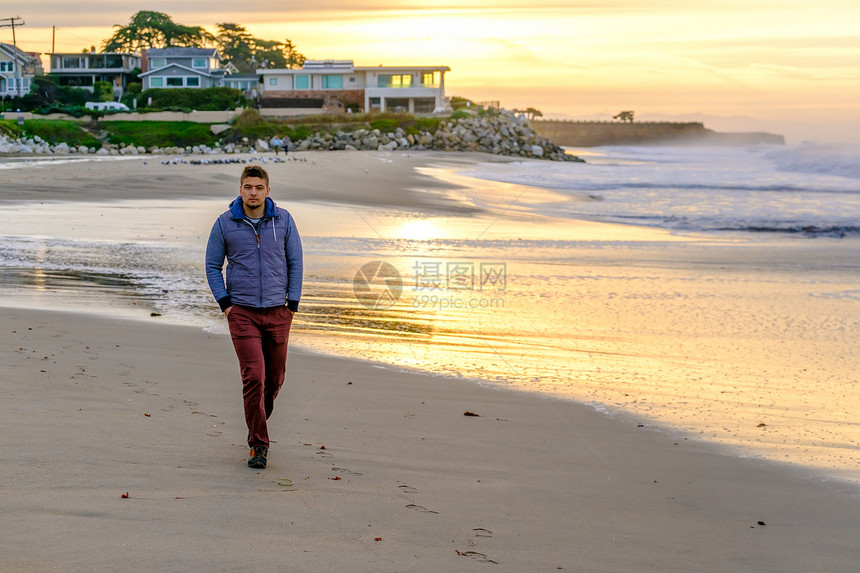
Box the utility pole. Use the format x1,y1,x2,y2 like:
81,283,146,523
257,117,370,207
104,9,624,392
0,16,26,97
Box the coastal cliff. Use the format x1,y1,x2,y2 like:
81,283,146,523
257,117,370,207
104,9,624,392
532,120,785,147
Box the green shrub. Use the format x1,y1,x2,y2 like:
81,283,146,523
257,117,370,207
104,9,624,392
450,96,477,110
369,118,399,132
93,81,113,102
135,87,247,111
290,125,311,140
102,121,218,148
416,117,443,132
1,119,101,148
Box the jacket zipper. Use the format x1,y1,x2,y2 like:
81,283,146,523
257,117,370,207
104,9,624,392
243,219,264,307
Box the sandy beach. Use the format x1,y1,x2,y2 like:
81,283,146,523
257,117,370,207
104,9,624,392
2,149,860,570
3,306,860,572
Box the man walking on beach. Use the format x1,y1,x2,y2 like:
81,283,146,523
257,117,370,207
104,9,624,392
205,165,303,469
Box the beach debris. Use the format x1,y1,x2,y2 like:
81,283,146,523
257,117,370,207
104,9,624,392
463,411,480,417
144,413,151,417
319,445,326,450
121,492,129,499
329,476,342,481
757,422,767,427
758,520,767,526
375,537,382,541
348,381,353,385
150,312,162,317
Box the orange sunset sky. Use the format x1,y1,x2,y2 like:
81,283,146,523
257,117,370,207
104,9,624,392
5,1,860,143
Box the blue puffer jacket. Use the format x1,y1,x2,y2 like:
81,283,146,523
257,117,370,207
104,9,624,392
205,196,303,312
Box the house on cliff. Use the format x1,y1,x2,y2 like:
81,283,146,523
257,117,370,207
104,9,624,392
48,50,139,96
1,43,44,98
257,60,450,114
139,48,228,90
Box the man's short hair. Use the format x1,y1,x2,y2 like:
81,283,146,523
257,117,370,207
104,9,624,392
241,165,269,187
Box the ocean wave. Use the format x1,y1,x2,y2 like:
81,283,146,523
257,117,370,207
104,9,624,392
763,142,860,180
712,224,860,238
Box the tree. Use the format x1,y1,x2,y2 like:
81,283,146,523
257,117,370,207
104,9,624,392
100,12,306,72
525,107,543,120
215,23,254,70
613,110,635,123
216,23,306,72
102,11,214,51
93,81,113,102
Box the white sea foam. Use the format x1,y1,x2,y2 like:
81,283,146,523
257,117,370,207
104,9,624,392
459,145,860,237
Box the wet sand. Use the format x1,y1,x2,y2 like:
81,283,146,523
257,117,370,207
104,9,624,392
2,150,860,570
2,306,860,571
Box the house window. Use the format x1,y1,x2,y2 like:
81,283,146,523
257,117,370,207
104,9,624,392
369,97,381,109
295,75,309,89
186,77,200,87
321,75,342,89
421,72,440,86
269,77,278,86
378,74,412,88
414,97,436,113
192,58,207,69
150,77,164,87
105,55,124,69
0,62,12,72
150,58,167,69
62,56,82,69
167,77,183,87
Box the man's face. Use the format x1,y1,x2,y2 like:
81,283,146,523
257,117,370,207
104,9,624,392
240,176,270,209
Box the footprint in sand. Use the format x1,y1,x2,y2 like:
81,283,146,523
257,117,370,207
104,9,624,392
455,550,498,565
406,503,439,514
331,467,362,476
275,478,296,490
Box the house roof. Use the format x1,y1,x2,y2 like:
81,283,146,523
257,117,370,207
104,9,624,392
139,62,227,78
147,47,221,58
302,60,355,70
0,43,39,63
258,64,450,75
49,51,137,57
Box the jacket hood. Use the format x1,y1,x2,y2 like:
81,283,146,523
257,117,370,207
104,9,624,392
229,196,278,220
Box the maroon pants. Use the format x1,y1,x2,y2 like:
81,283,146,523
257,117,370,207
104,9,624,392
227,305,294,448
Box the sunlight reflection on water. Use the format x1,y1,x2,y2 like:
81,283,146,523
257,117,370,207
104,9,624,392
1,156,859,481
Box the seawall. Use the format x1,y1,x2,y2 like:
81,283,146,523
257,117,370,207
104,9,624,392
532,120,785,147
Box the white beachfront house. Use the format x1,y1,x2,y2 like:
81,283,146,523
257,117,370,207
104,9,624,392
257,60,450,114
1,43,43,98
48,50,140,96
139,47,228,90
